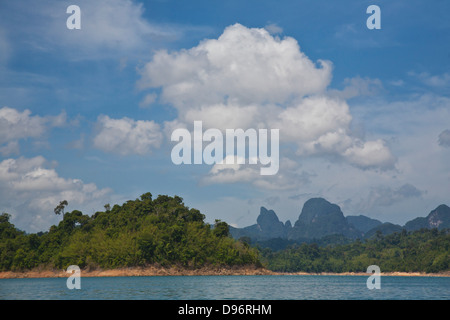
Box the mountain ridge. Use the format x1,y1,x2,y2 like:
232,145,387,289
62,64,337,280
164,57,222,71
230,198,450,245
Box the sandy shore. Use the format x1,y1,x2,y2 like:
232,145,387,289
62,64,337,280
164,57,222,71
0,267,449,279
0,266,275,279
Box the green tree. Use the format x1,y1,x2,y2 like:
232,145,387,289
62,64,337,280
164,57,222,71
213,220,230,238
54,200,68,216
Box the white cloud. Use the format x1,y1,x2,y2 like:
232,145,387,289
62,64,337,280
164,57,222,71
342,140,396,170
205,163,258,185
438,129,450,147
274,96,352,147
137,23,396,186
2,0,184,61
358,183,425,210
264,23,283,35
184,103,261,130
139,93,158,109
0,141,19,156
93,115,163,155
0,156,113,232
56,0,175,57
0,107,46,143
410,72,450,88
325,92,450,222
138,23,332,108
272,96,395,170
0,106,66,155
203,156,314,191
328,76,383,100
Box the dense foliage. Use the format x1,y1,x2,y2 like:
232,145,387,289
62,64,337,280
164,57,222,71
1,193,449,274
260,228,450,273
0,193,260,271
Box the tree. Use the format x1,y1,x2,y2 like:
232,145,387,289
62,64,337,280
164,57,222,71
54,200,68,216
140,192,152,201
0,212,11,224
213,219,230,238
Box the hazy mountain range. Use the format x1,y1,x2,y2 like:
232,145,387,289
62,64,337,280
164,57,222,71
230,198,450,247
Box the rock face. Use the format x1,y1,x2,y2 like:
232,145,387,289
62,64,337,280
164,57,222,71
257,207,290,239
230,198,362,241
229,207,291,241
404,204,450,231
229,199,450,245
289,198,361,240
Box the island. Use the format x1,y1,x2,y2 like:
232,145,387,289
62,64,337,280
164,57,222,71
1,193,449,278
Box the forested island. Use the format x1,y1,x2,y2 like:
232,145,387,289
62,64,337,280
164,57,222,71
0,193,449,276
0,193,260,273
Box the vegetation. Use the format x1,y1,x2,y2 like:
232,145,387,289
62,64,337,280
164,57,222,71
260,228,450,273
0,193,260,272
1,193,449,274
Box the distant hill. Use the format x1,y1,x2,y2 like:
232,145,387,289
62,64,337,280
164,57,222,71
231,198,362,243
355,205,450,239
229,207,291,241
289,198,361,240
346,215,382,233
231,198,450,247
257,207,291,239
363,222,403,239
404,204,450,231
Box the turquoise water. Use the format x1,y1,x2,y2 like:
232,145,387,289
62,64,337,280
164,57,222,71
0,275,449,300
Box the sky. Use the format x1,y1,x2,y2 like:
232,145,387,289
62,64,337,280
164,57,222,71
0,0,449,233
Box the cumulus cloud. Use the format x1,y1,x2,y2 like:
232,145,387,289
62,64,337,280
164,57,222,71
438,129,450,147
93,115,163,155
342,140,396,170
184,103,261,130
137,23,396,186
202,155,314,191
273,96,353,150
0,106,66,155
138,23,332,109
273,93,394,170
204,161,259,185
0,156,112,232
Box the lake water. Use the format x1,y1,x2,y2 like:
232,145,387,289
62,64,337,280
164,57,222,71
0,275,449,300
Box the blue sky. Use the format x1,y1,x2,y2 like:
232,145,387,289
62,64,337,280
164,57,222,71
1,0,450,232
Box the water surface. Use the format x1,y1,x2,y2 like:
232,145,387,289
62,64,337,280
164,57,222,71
0,275,449,300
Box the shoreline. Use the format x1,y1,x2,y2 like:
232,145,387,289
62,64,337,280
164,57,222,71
1,267,449,279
